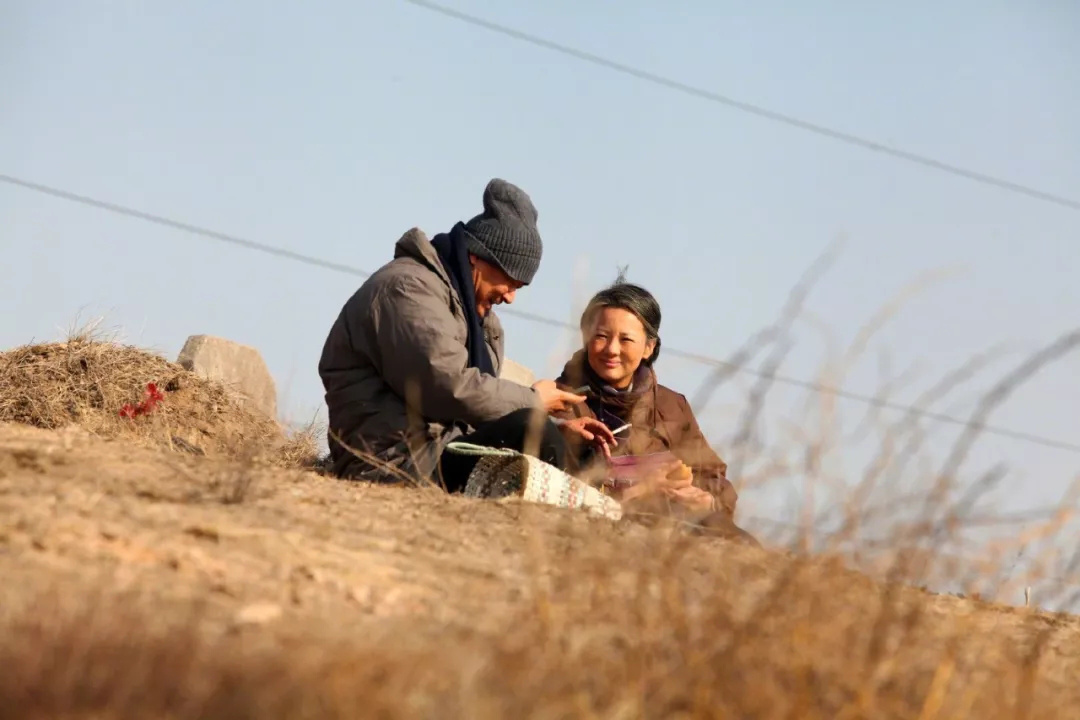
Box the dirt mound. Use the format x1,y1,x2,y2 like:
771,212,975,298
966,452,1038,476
0,338,318,467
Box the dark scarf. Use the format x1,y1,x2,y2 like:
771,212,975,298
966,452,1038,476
430,222,495,377
561,350,654,432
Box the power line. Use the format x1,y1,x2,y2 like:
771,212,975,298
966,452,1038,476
403,0,1080,213
0,174,371,278
3,172,1079,455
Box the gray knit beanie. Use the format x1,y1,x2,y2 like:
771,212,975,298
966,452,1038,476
462,178,543,285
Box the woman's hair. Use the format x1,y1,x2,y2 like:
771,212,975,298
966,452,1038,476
580,281,663,365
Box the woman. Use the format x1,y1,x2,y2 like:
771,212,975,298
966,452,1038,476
553,281,746,536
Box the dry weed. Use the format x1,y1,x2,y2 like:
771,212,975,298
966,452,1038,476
0,337,319,469
1,530,1078,720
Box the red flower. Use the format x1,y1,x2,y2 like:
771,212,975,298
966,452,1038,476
118,382,166,419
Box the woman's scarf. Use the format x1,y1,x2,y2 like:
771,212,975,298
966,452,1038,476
430,222,496,377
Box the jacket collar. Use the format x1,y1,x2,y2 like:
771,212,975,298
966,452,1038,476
393,227,500,332
394,227,451,285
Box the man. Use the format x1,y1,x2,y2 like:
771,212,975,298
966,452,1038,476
318,178,614,490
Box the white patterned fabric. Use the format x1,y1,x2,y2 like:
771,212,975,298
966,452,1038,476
446,442,623,521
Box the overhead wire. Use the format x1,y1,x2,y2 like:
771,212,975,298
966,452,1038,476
402,0,1080,213
3,172,1078,454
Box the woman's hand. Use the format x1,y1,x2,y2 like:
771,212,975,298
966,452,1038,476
618,461,714,513
619,459,691,501
662,485,715,514
558,417,616,459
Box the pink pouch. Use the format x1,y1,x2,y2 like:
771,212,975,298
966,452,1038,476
605,451,680,490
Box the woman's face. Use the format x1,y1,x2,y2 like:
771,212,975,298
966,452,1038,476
584,307,656,389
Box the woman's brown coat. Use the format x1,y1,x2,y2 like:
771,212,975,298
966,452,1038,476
553,354,738,518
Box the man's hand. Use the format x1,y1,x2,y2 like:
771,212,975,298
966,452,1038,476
532,379,587,413
558,417,616,459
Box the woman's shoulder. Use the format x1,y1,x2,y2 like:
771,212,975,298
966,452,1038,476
554,351,587,389
651,380,697,421
654,381,691,408
651,381,710,443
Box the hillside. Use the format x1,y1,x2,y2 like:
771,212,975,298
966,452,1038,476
1,341,1079,718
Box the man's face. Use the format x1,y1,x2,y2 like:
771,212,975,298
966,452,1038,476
469,255,524,317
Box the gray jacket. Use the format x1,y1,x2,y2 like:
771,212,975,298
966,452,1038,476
318,227,540,482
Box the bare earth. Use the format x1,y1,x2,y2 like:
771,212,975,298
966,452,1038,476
2,421,1080,719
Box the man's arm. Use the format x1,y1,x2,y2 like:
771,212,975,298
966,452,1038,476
363,275,540,426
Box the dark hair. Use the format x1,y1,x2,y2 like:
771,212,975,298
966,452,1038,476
580,281,663,365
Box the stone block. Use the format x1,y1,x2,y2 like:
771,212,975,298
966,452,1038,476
500,358,535,387
176,335,277,419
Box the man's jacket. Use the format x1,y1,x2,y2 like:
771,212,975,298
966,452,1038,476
318,228,539,482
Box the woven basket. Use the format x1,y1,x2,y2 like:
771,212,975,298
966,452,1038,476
445,442,623,521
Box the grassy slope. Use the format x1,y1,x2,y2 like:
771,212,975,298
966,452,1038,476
2,422,1079,719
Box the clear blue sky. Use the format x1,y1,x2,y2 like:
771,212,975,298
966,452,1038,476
3,2,1079,601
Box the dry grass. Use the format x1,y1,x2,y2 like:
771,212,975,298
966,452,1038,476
2,419,1080,719
0,335,320,469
